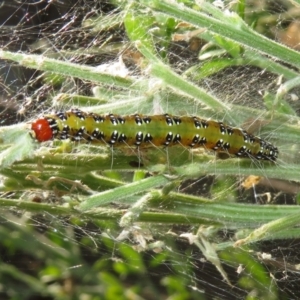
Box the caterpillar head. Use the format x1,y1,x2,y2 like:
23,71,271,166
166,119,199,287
31,118,53,142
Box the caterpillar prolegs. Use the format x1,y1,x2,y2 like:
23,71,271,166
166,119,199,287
31,109,278,161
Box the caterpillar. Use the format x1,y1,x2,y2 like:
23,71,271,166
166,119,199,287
31,109,278,161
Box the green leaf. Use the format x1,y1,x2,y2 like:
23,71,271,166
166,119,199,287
124,10,157,57
0,125,34,169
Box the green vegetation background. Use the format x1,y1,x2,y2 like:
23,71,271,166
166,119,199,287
1,0,300,299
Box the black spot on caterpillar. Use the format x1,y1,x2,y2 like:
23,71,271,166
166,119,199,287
31,109,278,161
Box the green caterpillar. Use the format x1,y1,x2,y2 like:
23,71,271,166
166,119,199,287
31,109,278,161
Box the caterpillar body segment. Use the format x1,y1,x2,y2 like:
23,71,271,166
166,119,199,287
31,109,278,161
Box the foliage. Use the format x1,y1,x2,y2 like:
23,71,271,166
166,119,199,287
0,0,300,299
